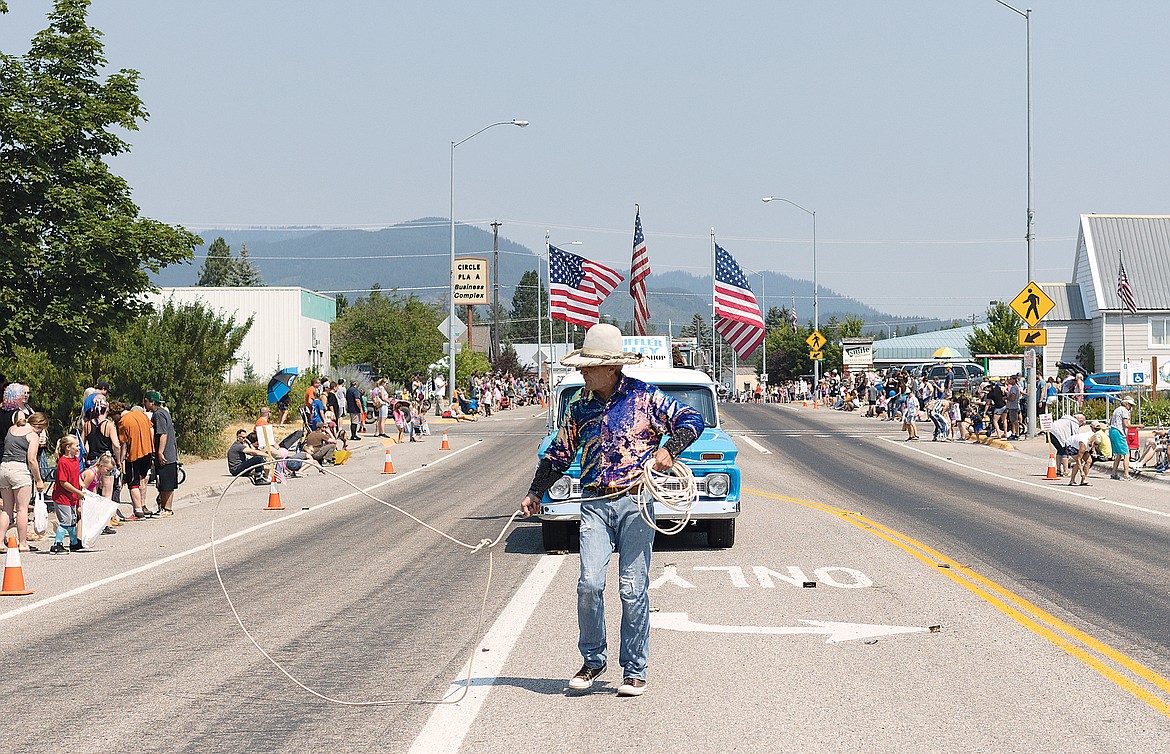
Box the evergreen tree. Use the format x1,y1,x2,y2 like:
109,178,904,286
198,237,235,286
230,242,264,286
508,270,543,341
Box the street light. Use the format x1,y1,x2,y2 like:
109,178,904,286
993,0,1037,438
449,119,528,404
762,196,818,387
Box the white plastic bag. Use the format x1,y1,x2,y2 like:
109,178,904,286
33,490,49,535
80,490,120,549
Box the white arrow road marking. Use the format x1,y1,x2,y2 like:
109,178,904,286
651,612,930,643
738,435,772,454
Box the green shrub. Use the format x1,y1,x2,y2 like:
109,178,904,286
220,381,269,421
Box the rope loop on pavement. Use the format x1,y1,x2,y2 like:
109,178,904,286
210,458,523,707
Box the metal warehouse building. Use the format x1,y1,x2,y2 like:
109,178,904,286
147,287,335,381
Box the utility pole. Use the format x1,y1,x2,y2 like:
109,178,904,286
491,221,501,363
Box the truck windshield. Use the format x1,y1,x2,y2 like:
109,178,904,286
557,384,716,429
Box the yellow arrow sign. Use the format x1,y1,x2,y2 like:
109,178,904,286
1009,281,1056,327
805,331,827,350
809,350,824,361
1018,328,1047,347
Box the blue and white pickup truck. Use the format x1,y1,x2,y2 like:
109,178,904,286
535,345,741,551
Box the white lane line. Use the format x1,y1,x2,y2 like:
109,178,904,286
738,435,772,455
408,554,565,754
880,437,1170,520
0,442,482,624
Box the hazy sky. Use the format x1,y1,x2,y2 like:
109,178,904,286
4,1,1169,320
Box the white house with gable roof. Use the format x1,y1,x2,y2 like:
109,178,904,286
1039,215,1170,378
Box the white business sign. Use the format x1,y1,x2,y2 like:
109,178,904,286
622,336,672,368
453,257,489,305
842,345,873,369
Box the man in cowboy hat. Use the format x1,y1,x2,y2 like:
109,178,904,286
521,323,705,697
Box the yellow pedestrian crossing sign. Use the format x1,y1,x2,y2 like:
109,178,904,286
809,350,824,361
805,331,827,351
1009,281,1056,327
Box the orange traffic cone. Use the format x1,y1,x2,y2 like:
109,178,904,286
440,431,451,451
1045,450,1058,480
1,535,34,596
802,398,808,407
382,447,396,474
264,482,285,511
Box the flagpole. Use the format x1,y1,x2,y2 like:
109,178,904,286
711,228,717,380
539,231,546,382
1120,249,1127,365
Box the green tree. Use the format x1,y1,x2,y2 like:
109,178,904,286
0,0,200,360
508,269,543,341
107,300,252,456
967,302,1024,356
332,291,444,382
229,242,264,286
493,342,522,375
335,293,350,319
680,313,713,369
198,237,235,286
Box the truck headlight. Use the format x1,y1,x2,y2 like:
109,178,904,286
705,473,730,498
549,475,573,501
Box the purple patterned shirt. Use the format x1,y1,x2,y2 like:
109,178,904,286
544,375,706,490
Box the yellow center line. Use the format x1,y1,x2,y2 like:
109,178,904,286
746,488,1170,718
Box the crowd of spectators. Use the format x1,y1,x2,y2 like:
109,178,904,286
786,364,1168,483
0,376,180,556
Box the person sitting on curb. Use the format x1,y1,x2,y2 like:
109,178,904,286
445,390,479,422
302,421,339,465
227,430,268,483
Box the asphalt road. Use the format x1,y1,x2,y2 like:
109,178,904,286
5,404,1170,752
2,413,550,753
723,403,1170,676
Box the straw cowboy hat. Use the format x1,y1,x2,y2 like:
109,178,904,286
561,323,645,367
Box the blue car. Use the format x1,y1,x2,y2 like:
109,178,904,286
1057,361,1124,396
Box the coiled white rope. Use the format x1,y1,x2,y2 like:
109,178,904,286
634,458,697,535
574,457,698,536
210,459,523,707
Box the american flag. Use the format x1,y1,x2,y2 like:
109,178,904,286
1117,253,1138,314
789,300,798,330
549,245,624,327
273,461,287,484
630,207,651,335
714,244,764,358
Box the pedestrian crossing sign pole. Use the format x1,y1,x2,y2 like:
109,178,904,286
1008,281,1056,441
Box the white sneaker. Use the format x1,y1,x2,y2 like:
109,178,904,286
568,663,606,690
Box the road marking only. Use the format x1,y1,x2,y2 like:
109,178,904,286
738,435,772,454
651,612,929,643
748,488,1170,719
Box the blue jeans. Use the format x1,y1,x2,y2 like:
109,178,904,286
577,494,655,681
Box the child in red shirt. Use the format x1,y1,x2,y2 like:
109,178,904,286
50,436,84,554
